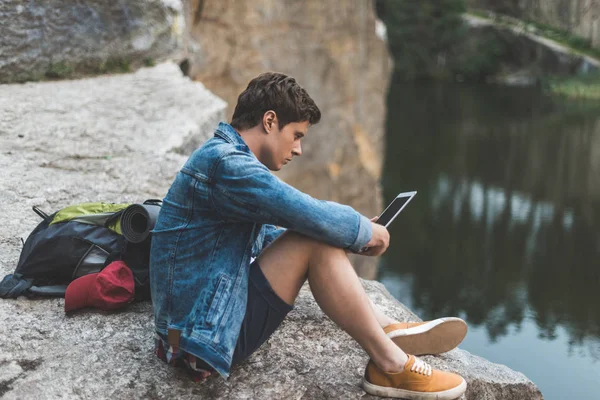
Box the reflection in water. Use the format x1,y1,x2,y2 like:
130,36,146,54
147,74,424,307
432,176,575,233
379,76,600,398
419,173,599,344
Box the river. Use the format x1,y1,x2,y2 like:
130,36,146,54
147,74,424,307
379,75,600,400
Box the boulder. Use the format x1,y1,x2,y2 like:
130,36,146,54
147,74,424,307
0,62,541,399
0,61,226,288
0,0,184,83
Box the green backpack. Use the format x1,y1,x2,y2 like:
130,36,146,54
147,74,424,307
0,200,161,300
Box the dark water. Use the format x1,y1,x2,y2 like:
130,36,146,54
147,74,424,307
379,75,600,400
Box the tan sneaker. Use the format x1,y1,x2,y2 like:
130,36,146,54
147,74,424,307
384,317,467,355
362,355,467,399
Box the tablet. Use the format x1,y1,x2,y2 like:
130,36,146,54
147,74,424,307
377,191,417,227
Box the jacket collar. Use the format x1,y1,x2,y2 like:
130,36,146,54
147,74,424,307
215,122,246,146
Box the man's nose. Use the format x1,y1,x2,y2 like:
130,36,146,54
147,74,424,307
292,142,302,156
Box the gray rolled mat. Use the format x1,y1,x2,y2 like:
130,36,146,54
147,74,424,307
120,204,161,243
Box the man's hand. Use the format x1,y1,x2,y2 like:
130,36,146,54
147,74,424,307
360,216,389,256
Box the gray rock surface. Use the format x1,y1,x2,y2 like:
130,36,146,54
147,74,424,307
465,14,600,79
0,280,543,400
0,0,184,83
0,60,226,290
0,62,541,399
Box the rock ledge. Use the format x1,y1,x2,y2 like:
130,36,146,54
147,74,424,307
0,62,541,399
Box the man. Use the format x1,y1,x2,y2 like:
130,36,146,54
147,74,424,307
150,72,468,399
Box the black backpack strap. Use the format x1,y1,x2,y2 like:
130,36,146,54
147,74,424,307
27,285,68,297
0,274,34,299
143,199,162,206
32,206,50,221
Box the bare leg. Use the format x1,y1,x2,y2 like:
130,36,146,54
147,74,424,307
257,231,408,372
369,297,400,328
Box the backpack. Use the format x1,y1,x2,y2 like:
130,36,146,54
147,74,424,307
0,200,161,300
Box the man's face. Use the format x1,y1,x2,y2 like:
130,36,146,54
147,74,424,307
263,119,308,171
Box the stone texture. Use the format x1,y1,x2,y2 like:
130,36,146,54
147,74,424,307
468,0,600,49
0,61,226,269
0,59,541,400
0,278,543,400
0,0,185,83
182,0,391,278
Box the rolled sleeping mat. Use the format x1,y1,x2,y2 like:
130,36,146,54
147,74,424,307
120,204,161,243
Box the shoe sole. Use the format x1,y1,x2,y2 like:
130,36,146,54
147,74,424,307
362,377,467,400
387,317,468,355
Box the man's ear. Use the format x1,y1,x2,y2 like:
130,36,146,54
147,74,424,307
263,110,277,134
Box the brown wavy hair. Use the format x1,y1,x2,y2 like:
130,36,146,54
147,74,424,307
231,72,321,131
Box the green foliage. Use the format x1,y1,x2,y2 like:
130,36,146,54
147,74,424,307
95,58,131,74
43,58,132,81
450,29,507,81
45,61,74,79
547,71,600,101
377,0,468,80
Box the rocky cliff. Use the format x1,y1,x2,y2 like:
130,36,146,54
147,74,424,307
0,0,184,83
463,13,599,82
468,0,600,49
182,0,391,278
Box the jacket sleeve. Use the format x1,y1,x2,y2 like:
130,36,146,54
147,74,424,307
211,149,372,253
262,224,286,249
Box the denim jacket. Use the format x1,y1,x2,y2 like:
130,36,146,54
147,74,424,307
149,122,372,377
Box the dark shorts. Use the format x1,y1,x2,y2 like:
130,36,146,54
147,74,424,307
156,260,293,376
231,260,294,364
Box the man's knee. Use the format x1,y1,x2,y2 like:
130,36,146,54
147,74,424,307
280,231,346,260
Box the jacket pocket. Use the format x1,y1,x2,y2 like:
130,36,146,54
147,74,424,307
204,274,231,327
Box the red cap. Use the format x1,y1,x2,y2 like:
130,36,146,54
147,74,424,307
65,260,135,312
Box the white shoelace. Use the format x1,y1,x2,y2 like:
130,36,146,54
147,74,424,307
410,357,433,376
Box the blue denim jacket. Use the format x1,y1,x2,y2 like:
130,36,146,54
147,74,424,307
149,122,372,377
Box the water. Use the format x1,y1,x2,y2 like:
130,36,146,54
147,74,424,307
378,76,600,400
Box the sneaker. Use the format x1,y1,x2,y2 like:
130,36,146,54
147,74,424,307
384,317,467,355
362,355,467,399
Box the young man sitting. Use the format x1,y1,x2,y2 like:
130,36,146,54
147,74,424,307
149,72,468,399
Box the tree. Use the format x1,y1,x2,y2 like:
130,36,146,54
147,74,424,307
376,0,467,80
